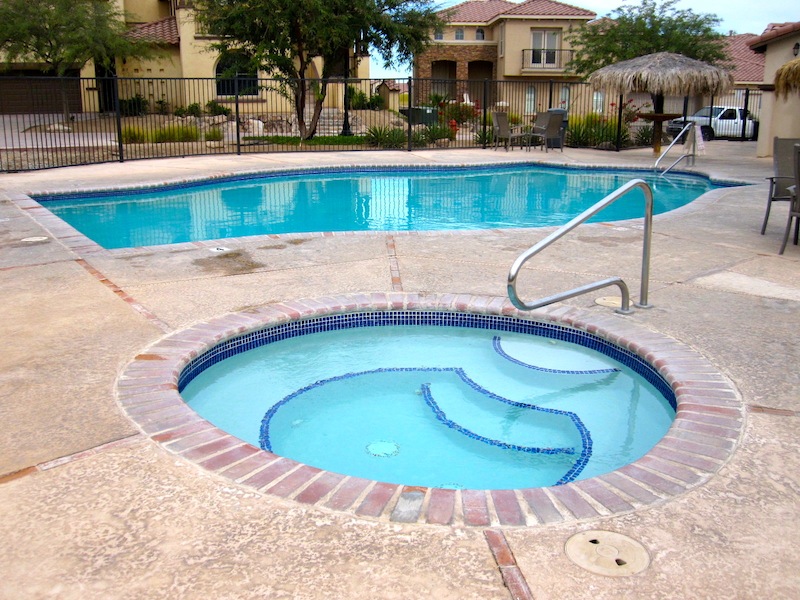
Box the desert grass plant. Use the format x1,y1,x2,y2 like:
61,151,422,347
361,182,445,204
204,127,224,142
423,122,455,143
365,126,406,148
120,125,148,144
566,113,628,148
153,124,200,143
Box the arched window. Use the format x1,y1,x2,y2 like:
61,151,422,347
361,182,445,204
215,52,259,97
476,28,485,41
455,28,464,40
434,30,444,40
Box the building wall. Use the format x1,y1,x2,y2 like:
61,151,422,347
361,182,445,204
755,34,800,157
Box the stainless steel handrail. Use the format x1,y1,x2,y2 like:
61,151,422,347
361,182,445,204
507,179,653,314
655,122,695,173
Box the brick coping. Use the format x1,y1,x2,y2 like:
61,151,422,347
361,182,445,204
116,293,744,527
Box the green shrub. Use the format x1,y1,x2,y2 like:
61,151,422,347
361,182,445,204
441,102,477,125
173,106,187,117
634,124,653,147
566,113,628,148
119,94,148,117
473,128,494,146
411,129,428,148
204,127,224,142
349,86,370,109
154,99,170,115
120,125,148,143
205,100,232,117
424,122,456,143
186,103,203,118
153,124,200,143
365,125,406,148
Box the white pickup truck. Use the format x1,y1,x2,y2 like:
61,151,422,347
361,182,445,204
667,106,758,141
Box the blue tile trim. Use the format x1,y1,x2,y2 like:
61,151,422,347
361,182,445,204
177,311,677,413
31,163,729,202
258,365,590,486
492,335,620,375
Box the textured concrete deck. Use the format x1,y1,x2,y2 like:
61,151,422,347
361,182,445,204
0,142,798,599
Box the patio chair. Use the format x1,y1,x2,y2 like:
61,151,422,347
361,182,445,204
528,112,551,150
761,137,800,234
527,112,564,153
492,112,530,151
778,143,800,255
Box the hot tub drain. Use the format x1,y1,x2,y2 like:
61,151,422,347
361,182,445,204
565,530,650,576
366,441,400,457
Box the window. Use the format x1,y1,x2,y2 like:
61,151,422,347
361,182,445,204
434,30,443,40
560,85,570,110
215,52,259,96
592,91,605,113
499,24,505,57
719,109,736,120
476,28,485,41
530,30,559,66
525,86,536,115
455,28,464,40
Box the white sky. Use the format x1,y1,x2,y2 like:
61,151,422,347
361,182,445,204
369,0,794,79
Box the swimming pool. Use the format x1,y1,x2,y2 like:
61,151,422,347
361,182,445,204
180,311,675,490
36,164,722,249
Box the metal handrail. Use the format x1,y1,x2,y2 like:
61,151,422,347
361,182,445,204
507,179,654,315
655,122,696,173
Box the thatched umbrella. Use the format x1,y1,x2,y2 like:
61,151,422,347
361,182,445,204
775,57,800,98
588,52,734,153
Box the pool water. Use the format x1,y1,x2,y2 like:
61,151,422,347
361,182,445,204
182,324,675,490
37,165,720,249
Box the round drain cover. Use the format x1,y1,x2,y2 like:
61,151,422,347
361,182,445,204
366,441,400,458
565,530,650,577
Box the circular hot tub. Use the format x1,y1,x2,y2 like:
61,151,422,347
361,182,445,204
117,294,743,527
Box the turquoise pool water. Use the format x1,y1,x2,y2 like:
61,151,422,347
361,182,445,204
181,322,675,490
37,165,721,249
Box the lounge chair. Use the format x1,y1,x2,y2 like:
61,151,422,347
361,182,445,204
492,112,530,151
778,143,800,255
762,137,800,234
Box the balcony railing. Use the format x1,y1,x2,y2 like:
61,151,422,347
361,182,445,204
521,49,573,71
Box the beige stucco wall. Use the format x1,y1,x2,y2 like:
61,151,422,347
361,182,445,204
755,34,800,157
122,0,169,24
501,18,584,78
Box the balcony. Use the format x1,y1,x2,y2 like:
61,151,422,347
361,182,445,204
521,49,573,72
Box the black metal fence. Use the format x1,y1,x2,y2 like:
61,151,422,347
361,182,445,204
0,75,762,172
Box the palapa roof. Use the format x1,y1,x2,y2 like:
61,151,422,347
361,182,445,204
775,57,800,98
587,52,734,96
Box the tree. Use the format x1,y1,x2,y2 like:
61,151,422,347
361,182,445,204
0,0,156,119
566,0,726,80
194,0,443,139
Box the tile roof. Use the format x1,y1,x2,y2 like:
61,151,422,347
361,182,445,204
748,21,800,51
503,0,595,18
438,0,516,23
722,34,765,83
440,0,594,23
127,17,180,46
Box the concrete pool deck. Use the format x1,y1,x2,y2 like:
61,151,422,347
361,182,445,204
0,142,798,598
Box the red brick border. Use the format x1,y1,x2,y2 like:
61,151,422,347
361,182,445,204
115,293,744,527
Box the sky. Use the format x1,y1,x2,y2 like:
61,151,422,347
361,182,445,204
368,0,793,79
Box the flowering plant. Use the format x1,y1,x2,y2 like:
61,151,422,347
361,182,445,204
609,98,652,123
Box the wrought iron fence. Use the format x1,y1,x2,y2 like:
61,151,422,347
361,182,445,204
0,75,762,172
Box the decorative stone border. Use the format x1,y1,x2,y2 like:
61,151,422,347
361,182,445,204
116,293,744,527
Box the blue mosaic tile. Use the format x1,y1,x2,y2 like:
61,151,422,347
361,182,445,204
258,365,591,485
492,335,620,375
